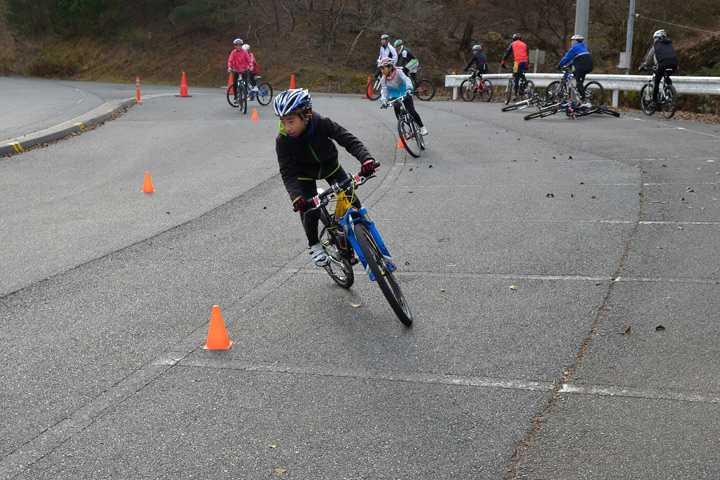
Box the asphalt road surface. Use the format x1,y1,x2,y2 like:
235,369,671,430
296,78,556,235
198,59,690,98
1,77,720,479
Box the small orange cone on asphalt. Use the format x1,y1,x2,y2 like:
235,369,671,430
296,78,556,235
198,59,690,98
251,108,259,121
290,74,296,89
227,73,233,89
176,72,192,97
203,305,233,350
364,76,371,99
397,136,404,148
142,171,155,193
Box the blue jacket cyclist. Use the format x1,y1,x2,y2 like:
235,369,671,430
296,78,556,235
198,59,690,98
557,34,594,106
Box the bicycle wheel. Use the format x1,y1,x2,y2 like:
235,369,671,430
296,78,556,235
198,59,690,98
398,118,420,158
480,79,493,102
239,85,248,114
501,99,531,112
524,103,560,120
584,81,604,106
597,105,621,117
413,79,435,101
367,77,381,101
639,83,655,115
504,78,513,105
545,81,561,103
415,120,425,151
255,82,273,106
353,222,413,326
460,79,476,102
662,84,677,119
521,80,535,100
319,227,354,289
226,85,239,108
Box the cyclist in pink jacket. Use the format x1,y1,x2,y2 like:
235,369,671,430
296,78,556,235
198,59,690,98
227,38,252,101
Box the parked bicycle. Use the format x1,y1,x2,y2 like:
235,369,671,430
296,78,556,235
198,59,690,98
504,70,536,105
501,92,545,112
367,71,435,102
460,69,494,102
383,96,425,158
639,65,677,119
544,65,605,106
310,162,413,326
523,93,619,120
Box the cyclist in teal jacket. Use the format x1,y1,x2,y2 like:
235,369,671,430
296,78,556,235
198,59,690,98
378,57,428,136
274,89,376,267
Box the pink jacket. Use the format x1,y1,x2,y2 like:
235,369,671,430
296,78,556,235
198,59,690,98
228,49,252,71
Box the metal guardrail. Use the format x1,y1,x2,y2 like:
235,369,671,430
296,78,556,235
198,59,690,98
444,73,720,106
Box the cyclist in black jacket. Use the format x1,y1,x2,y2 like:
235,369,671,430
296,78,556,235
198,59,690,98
639,29,678,106
464,44,488,81
274,89,376,267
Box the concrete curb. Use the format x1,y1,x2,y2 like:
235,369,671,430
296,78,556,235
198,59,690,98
0,98,137,156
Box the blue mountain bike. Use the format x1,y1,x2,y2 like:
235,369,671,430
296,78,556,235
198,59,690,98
309,162,413,326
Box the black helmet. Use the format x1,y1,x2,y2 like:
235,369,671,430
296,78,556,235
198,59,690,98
512,33,522,40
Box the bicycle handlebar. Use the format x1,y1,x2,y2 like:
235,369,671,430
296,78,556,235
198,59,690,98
304,162,380,212
382,96,410,109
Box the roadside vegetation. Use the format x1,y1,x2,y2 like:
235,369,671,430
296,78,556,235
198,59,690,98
1,0,718,114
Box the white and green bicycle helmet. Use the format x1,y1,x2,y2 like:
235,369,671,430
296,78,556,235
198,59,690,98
273,88,312,117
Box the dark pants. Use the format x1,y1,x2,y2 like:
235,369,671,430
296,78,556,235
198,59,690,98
393,96,424,128
513,62,528,95
232,71,249,98
653,64,676,101
298,166,361,246
573,68,592,99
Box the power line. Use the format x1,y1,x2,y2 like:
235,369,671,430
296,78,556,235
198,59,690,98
635,14,720,35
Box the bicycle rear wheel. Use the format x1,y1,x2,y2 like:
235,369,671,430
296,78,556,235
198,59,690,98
319,227,354,289
398,118,421,158
353,222,412,326
460,79,476,102
255,82,273,105
662,84,677,119
521,80,536,100
502,99,531,112
226,85,239,108
639,83,655,115
367,77,381,101
545,81,561,103
584,81,604,106
480,79,493,102
414,79,435,101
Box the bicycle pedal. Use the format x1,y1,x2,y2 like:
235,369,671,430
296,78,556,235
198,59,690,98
349,256,358,265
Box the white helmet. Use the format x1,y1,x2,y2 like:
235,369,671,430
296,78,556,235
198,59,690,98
653,29,667,40
273,89,312,117
472,44,482,51
242,44,250,50
571,34,584,41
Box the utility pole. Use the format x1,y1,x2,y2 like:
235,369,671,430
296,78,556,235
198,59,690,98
574,0,590,39
624,0,636,74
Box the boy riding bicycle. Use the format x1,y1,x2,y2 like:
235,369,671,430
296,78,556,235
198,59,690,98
557,34,594,108
378,57,428,136
639,29,678,108
393,39,420,87
464,44,488,81
273,89,377,267
227,38,253,101
501,33,529,99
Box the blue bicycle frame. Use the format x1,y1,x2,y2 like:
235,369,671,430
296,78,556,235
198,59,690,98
338,206,396,279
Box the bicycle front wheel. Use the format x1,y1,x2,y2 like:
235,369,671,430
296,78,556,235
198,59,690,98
521,80,536,100
367,77,381,101
480,79,493,102
319,228,354,289
639,83,655,115
240,87,248,114
398,118,421,158
354,222,413,326
524,103,560,120
504,78,513,105
255,82,273,105
662,84,677,119
584,81,605,106
460,79,476,102
226,85,239,108
545,81,561,103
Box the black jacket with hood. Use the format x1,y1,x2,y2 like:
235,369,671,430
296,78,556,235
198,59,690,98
276,112,373,201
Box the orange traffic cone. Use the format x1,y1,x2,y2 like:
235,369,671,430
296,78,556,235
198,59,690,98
290,74,296,89
135,77,143,104
397,136,404,148
364,76,371,99
251,108,259,121
203,305,233,350
227,73,233,89
142,171,155,193
176,72,192,97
